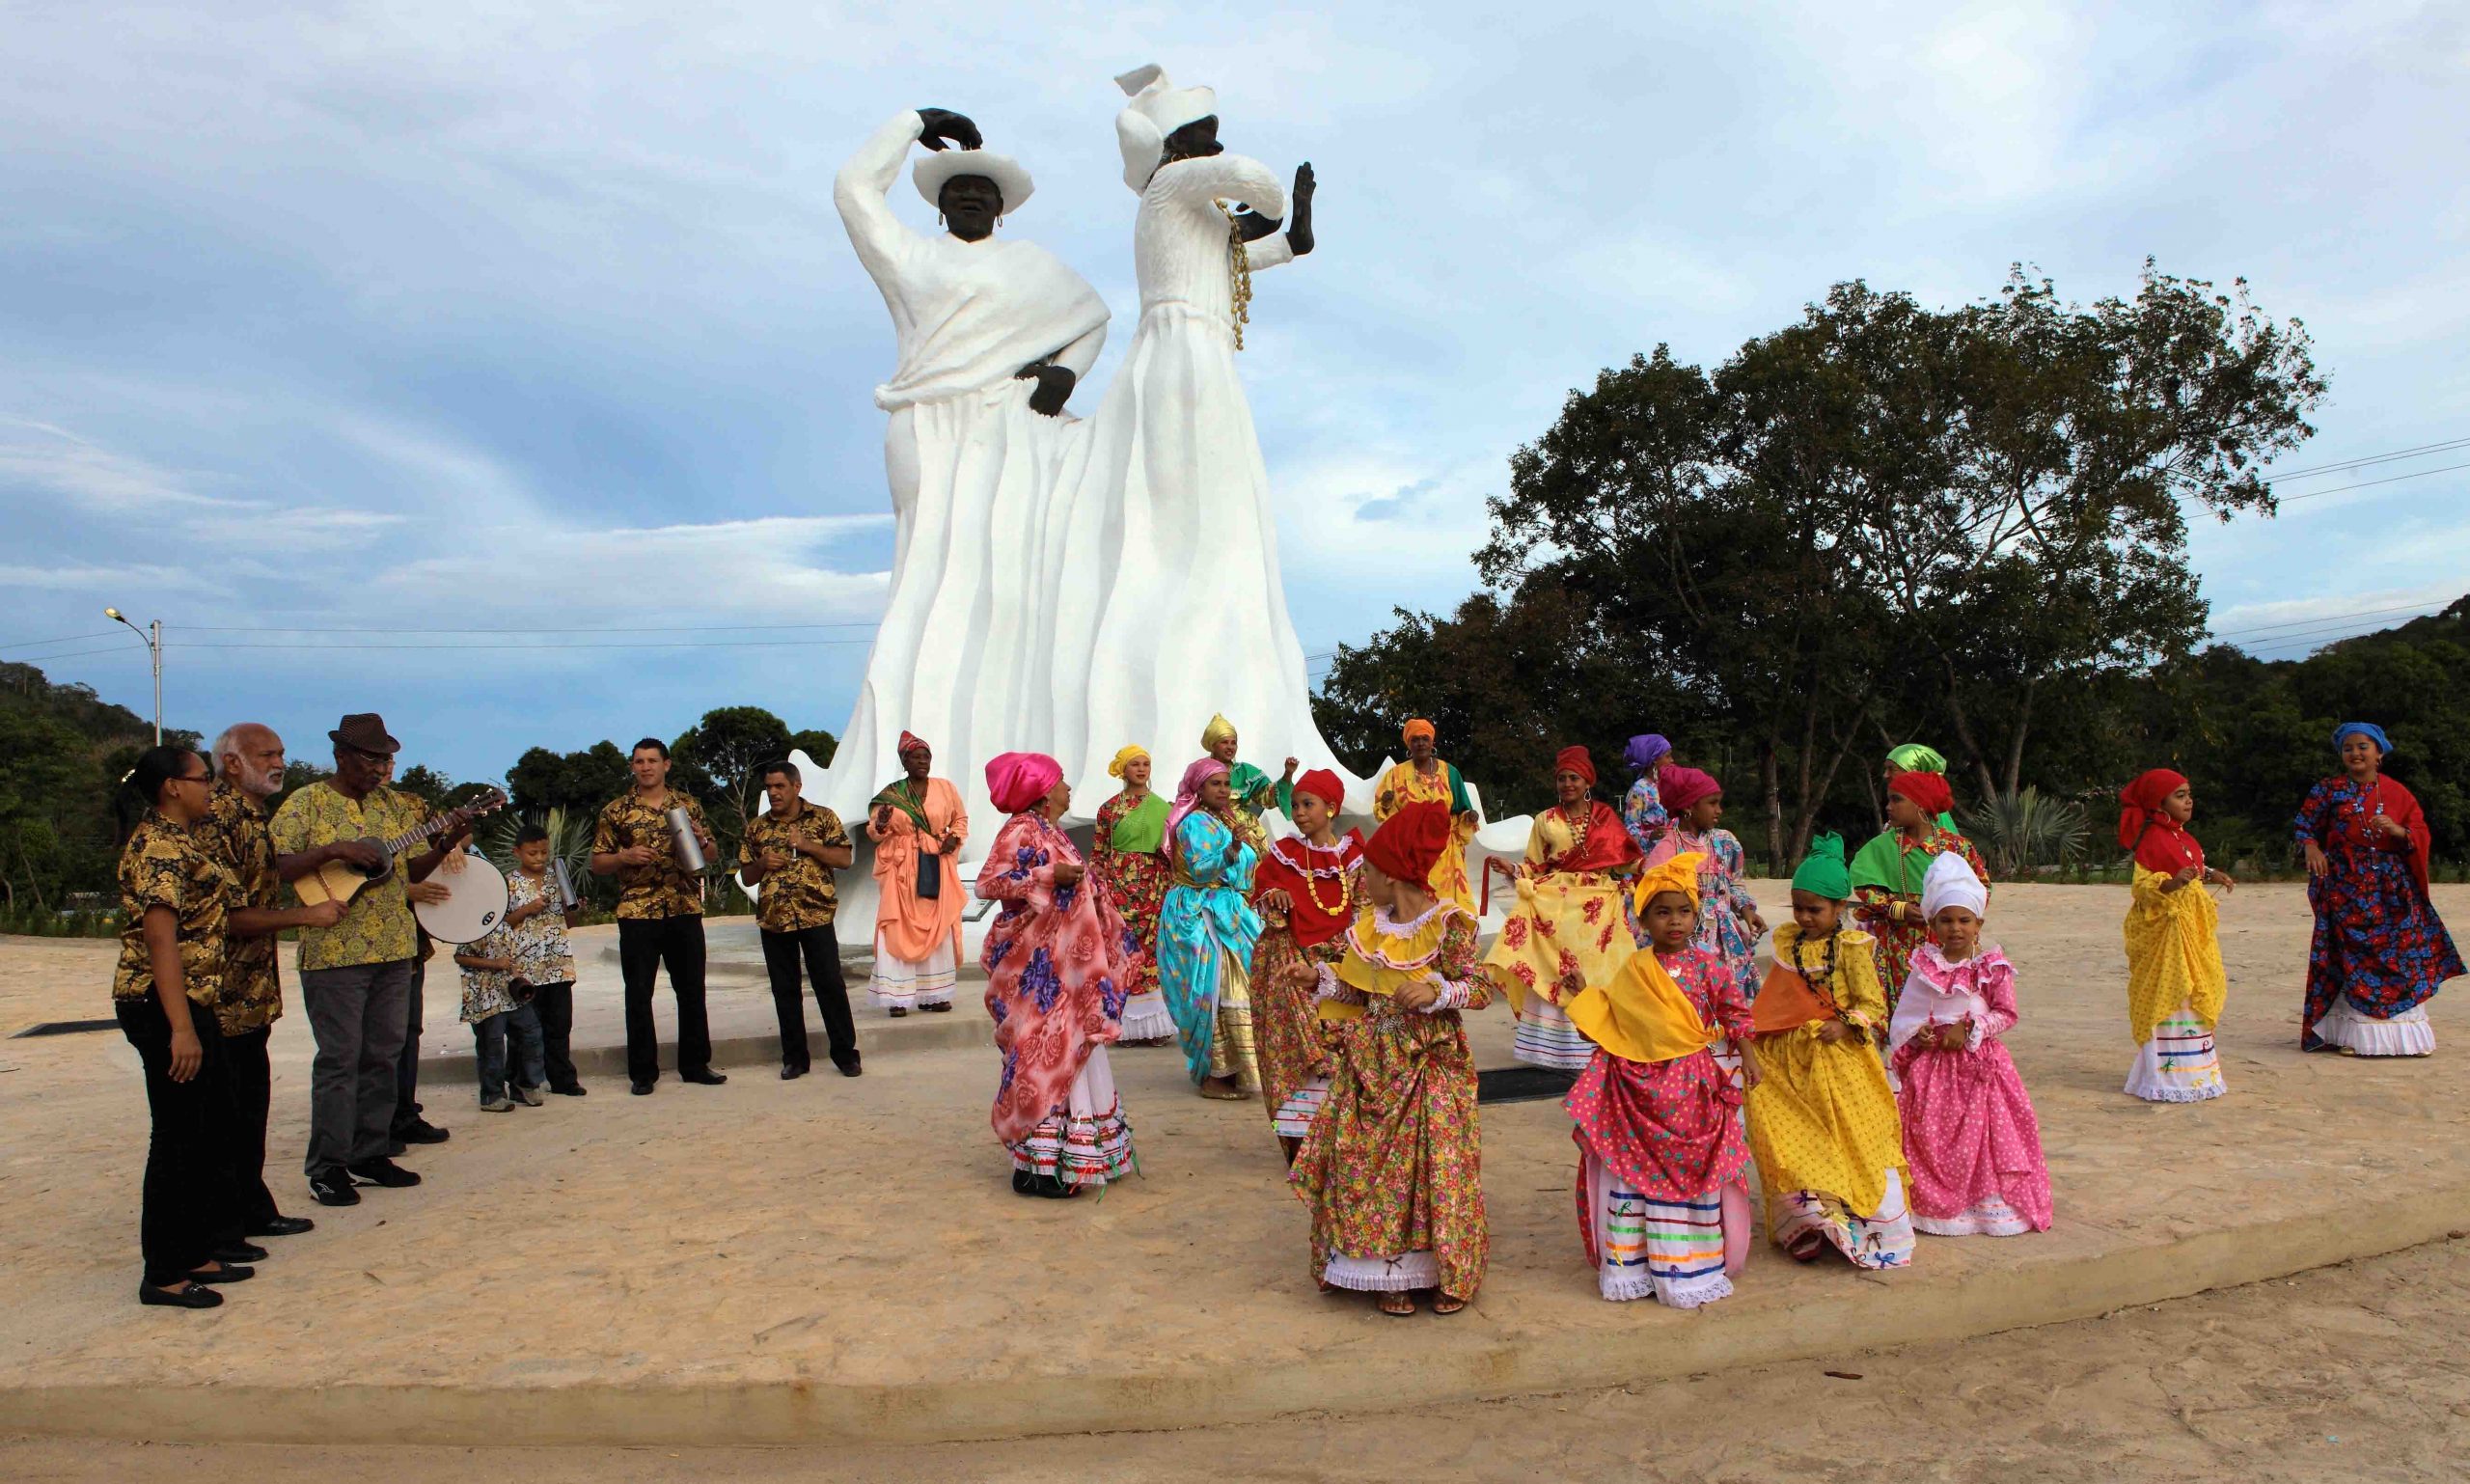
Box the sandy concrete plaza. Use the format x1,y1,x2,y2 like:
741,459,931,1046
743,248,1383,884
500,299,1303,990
0,881,2462,1451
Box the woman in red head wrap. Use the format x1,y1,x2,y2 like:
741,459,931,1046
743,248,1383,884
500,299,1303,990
1638,766,1769,1005
1249,767,1365,1161
1291,799,1492,1316
974,754,1139,1196
1848,771,1990,1020
2115,768,2234,1102
1484,746,1644,1071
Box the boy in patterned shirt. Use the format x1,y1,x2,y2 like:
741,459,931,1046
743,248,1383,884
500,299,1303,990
453,915,546,1113
505,824,586,1094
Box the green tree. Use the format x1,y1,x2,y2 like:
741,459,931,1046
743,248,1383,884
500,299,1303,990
788,728,839,768
674,705,793,827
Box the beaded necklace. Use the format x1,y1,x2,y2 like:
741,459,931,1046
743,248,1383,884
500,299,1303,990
1218,203,1253,350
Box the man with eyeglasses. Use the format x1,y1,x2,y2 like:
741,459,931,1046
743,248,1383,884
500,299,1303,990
269,713,472,1208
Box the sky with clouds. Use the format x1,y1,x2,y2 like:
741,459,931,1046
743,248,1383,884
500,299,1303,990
3,2,2464,783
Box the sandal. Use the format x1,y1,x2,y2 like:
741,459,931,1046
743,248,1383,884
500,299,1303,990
1432,1294,1468,1316
1788,1233,1826,1264
1378,1291,1417,1317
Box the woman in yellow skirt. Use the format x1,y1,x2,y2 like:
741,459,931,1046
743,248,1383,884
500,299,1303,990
1484,746,1641,1070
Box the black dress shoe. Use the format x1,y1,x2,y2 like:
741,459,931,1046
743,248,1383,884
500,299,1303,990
395,1118,451,1145
922,1001,952,1013
1011,1168,1038,1196
550,1084,588,1097
681,1068,727,1086
630,1080,654,1095
211,1240,270,1264
248,1215,316,1238
309,1170,361,1207
139,1280,224,1309
835,1058,864,1078
345,1157,422,1189
387,1139,407,1157
781,1064,807,1081
187,1262,255,1285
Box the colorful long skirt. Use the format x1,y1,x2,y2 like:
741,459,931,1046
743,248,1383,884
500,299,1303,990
2123,1007,2228,1100
1250,925,1337,1139
1745,1028,1914,1269
1006,1048,1136,1189
1892,1037,2052,1235
2302,845,2460,1054
1487,873,1633,1072
871,929,956,1011
1292,1004,1488,1302
1095,847,1176,1040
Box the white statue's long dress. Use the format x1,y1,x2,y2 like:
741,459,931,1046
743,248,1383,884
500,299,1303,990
827,111,1111,844
1040,151,1356,807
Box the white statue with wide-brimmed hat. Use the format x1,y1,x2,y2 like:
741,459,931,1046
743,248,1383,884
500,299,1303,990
817,107,1112,849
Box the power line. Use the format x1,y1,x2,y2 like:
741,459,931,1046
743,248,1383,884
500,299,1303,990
174,620,881,635
0,629,119,650
2277,460,2470,505
2209,600,2449,641
153,638,880,651
2264,435,2470,482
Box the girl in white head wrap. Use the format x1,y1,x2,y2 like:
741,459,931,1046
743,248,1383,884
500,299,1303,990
1885,852,1990,1058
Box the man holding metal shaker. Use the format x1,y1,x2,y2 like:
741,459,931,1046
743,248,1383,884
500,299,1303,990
590,738,727,1095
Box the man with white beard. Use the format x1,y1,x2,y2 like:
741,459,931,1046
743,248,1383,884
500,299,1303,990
199,724,341,1244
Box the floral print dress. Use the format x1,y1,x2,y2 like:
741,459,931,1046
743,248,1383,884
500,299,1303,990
1091,788,1177,1041
1290,905,1491,1303
1644,827,1765,999
977,811,1138,1188
2293,775,2462,1054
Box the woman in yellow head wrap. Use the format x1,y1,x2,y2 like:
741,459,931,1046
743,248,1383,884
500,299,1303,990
1371,718,1481,914
1555,852,1759,1308
1089,744,1176,1040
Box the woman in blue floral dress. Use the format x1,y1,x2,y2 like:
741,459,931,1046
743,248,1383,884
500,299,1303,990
1641,765,1769,1001
2296,723,2463,1057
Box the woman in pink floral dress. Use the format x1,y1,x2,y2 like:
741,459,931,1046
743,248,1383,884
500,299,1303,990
977,753,1138,1198
1291,802,1491,1316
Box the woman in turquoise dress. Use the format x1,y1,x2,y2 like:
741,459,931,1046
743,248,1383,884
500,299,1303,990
1156,757,1265,1099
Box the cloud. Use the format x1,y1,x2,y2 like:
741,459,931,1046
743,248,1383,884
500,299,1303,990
1353,477,1442,523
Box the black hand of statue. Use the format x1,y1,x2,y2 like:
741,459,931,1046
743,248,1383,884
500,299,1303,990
1287,162,1316,257
1230,208,1284,244
916,108,982,152
1013,363,1077,417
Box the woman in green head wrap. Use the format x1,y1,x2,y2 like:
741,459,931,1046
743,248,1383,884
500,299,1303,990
1090,745,1178,1041
1744,832,1914,1271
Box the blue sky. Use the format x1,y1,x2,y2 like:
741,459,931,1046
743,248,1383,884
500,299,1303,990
3,2,2465,783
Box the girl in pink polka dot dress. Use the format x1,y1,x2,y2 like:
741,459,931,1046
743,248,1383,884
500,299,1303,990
1887,852,2053,1237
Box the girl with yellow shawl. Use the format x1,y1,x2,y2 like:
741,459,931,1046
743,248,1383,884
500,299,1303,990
1557,851,1758,1307
1745,835,1915,1270
2117,769,2231,1102
1372,718,1480,916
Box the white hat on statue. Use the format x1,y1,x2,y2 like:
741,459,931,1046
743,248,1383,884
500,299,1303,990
1113,62,1218,192
912,149,1035,216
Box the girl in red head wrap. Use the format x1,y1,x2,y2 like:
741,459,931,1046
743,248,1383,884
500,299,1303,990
1292,799,1492,1316
1249,768,1366,1160
2116,768,2234,1102
1485,745,1643,1070
1640,767,1768,1003
1849,773,1990,1021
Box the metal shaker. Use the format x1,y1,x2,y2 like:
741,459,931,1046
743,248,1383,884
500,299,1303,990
668,807,707,872
550,857,581,911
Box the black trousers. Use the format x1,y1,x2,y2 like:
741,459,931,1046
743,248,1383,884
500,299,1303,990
530,980,580,1090
391,955,426,1138
760,923,858,1071
617,914,710,1084
118,997,241,1286
220,1024,281,1229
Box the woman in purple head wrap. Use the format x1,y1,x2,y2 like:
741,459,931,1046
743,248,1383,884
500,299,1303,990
1620,733,1675,860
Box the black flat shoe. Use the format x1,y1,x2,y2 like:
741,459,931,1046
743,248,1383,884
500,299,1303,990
345,1158,422,1189
835,1058,864,1078
781,1064,807,1081
1011,1169,1038,1196
140,1280,223,1309
681,1069,727,1086
187,1262,254,1285
550,1084,589,1097
249,1215,316,1238
887,1006,908,1018
921,1001,952,1013
396,1119,451,1145
211,1241,269,1265
630,1080,654,1095
309,1170,360,1207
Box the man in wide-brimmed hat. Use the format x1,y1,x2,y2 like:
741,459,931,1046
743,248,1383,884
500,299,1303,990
269,713,473,1208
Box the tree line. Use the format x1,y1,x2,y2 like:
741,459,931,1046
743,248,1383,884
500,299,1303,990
1309,263,2469,873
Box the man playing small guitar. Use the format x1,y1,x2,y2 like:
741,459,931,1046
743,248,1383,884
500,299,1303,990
269,713,473,1208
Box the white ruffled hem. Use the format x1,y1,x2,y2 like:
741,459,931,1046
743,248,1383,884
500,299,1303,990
1116,992,1178,1042
2316,999,2435,1057
1913,1194,2034,1237
1323,1250,1441,1293
1272,1076,1328,1139
2124,1011,2228,1101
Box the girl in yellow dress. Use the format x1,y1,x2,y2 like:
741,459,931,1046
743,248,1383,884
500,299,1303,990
2117,769,2231,1101
1744,834,1915,1269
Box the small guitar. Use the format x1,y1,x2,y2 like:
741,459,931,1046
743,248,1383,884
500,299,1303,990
295,788,508,910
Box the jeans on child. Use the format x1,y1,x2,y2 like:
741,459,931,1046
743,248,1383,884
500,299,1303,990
473,1003,547,1102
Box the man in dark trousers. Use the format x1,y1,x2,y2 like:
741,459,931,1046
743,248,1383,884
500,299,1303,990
590,737,726,1095
736,759,862,1079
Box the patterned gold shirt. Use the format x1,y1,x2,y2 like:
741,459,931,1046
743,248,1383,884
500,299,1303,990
737,804,851,932
269,782,423,972
504,869,577,984
194,780,284,1032
113,811,239,1007
593,790,709,920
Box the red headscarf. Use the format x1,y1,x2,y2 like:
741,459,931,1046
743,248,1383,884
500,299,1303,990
1554,746,1597,785
2117,768,2202,875
1291,768,1346,812
1365,800,1451,886
1888,770,1953,818
1256,830,1365,948
1658,765,1721,815
896,730,930,759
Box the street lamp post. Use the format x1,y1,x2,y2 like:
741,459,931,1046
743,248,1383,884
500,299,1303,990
103,608,161,745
